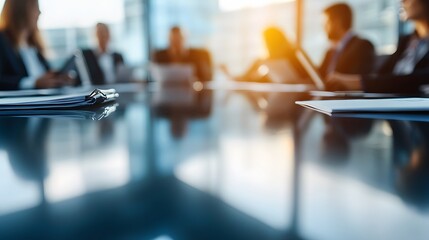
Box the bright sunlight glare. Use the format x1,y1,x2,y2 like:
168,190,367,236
219,0,295,11
0,0,124,29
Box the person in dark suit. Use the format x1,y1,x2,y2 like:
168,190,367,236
0,0,73,90
152,26,213,82
327,0,429,94
81,23,125,85
319,3,376,79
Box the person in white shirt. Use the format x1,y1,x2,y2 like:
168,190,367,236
81,23,125,85
0,0,74,90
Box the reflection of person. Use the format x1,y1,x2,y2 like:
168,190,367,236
0,118,50,203
0,0,74,90
391,121,429,209
319,3,375,79
221,27,308,84
321,117,374,164
327,0,429,94
81,23,125,85
152,26,213,82
152,88,213,139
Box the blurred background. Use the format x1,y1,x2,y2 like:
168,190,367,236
2,1,429,239
0,0,411,75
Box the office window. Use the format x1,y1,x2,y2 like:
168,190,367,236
219,0,295,11
0,0,147,67
150,0,296,75
302,0,399,65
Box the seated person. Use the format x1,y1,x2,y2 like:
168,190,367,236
81,23,125,85
319,3,375,79
152,26,213,82
221,26,309,84
0,0,73,90
327,0,429,94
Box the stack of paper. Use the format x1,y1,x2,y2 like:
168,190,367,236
0,87,92,98
296,98,429,116
0,89,118,111
0,103,118,120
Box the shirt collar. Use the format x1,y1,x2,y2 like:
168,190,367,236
336,31,355,51
96,48,112,56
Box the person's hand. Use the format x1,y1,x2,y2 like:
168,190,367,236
326,72,362,91
219,64,246,81
56,72,77,86
219,64,232,77
35,72,76,89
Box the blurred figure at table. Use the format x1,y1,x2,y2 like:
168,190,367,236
152,26,213,82
327,0,429,94
0,117,50,201
0,0,74,90
319,3,375,79
152,26,213,133
221,26,308,84
81,23,126,85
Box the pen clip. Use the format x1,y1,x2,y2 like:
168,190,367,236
87,89,118,104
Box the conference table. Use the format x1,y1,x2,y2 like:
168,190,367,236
0,82,428,240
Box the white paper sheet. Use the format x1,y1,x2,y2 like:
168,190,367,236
296,98,429,115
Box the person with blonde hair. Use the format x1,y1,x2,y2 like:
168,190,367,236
220,26,308,84
0,0,73,90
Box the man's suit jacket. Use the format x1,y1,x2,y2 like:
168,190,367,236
0,31,50,90
319,35,376,78
152,48,213,82
362,34,429,93
81,49,124,85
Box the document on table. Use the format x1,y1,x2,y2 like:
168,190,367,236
296,98,429,116
0,103,118,120
0,86,92,98
0,89,118,110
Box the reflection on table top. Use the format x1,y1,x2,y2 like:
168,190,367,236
0,83,429,240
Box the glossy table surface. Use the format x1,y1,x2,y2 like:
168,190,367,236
0,83,429,240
